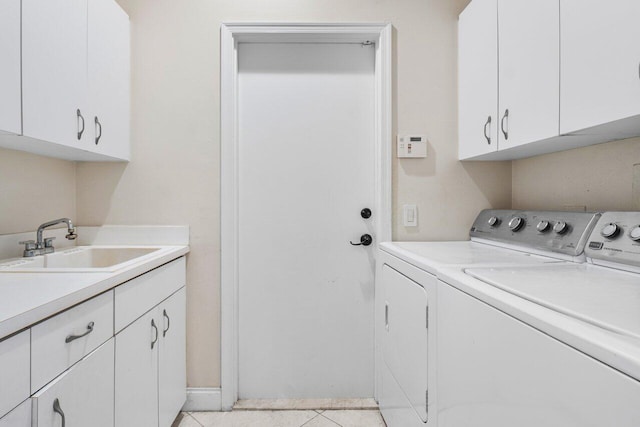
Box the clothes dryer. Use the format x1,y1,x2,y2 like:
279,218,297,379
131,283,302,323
376,209,600,427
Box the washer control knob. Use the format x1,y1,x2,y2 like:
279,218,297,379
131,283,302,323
536,220,550,233
553,221,569,235
487,216,501,227
629,226,640,242
601,223,620,239
508,216,525,232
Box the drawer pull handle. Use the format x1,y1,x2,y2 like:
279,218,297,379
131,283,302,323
94,116,103,145
163,309,170,337
53,398,66,427
384,302,389,331
483,116,492,145
151,319,159,349
65,321,95,343
500,109,509,140
77,109,85,140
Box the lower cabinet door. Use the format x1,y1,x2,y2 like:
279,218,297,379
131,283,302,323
0,399,31,427
115,308,159,427
32,339,114,427
158,288,187,427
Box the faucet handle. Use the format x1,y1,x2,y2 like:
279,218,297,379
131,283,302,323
44,237,56,248
19,240,36,250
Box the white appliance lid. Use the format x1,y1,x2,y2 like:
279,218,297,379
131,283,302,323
465,264,640,340
380,241,563,275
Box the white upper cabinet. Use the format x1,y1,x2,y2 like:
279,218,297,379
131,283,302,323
458,0,499,160
560,0,640,135
22,0,89,150
89,0,131,161
497,0,559,149
0,0,21,135
0,0,129,161
459,0,639,160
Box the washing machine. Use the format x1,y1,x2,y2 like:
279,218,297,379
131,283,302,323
435,211,640,426
375,209,601,427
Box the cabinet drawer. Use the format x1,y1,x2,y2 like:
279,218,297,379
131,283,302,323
32,339,114,427
0,330,30,417
0,399,31,427
115,257,185,332
31,290,114,393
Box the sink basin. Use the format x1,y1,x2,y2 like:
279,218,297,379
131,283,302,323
0,246,163,272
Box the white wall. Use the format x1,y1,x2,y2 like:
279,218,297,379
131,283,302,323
512,137,640,212
0,148,76,235
75,0,512,388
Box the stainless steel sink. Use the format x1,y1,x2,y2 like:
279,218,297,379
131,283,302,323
0,246,163,272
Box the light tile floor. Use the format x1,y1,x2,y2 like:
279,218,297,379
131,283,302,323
174,409,386,427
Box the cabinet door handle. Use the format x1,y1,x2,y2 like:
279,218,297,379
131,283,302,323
500,109,509,140
483,116,492,145
94,116,102,145
53,398,66,427
151,319,159,349
65,321,95,343
77,109,85,140
384,302,389,331
163,309,170,337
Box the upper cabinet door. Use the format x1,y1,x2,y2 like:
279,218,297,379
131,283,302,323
22,0,88,149
458,0,499,160
560,0,640,135
88,0,131,161
498,0,559,149
0,0,21,135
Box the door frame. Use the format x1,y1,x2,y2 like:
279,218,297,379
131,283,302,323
220,22,392,410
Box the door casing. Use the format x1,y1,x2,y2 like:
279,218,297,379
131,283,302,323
220,22,392,410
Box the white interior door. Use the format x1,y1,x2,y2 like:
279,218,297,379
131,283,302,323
238,42,376,398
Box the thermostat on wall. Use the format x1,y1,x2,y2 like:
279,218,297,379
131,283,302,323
397,135,427,158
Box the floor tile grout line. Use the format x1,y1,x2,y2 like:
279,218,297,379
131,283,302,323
319,413,343,427
186,412,205,427
299,412,322,427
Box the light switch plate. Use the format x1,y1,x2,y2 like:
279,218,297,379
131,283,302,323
397,135,427,158
403,204,418,227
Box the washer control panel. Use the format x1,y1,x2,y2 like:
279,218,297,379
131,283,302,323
585,212,640,268
470,209,601,257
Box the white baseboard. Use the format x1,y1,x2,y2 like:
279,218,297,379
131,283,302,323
183,387,222,411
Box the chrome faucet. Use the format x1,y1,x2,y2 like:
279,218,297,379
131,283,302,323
19,218,77,257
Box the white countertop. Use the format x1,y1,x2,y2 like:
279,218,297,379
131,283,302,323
0,245,189,339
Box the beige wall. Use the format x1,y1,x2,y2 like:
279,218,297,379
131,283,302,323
0,147,76,235
512,137,640,212
74,0,511,388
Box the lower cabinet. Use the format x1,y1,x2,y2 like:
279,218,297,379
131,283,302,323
115,287,186,427
0,256,186,427
32,339,115,427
